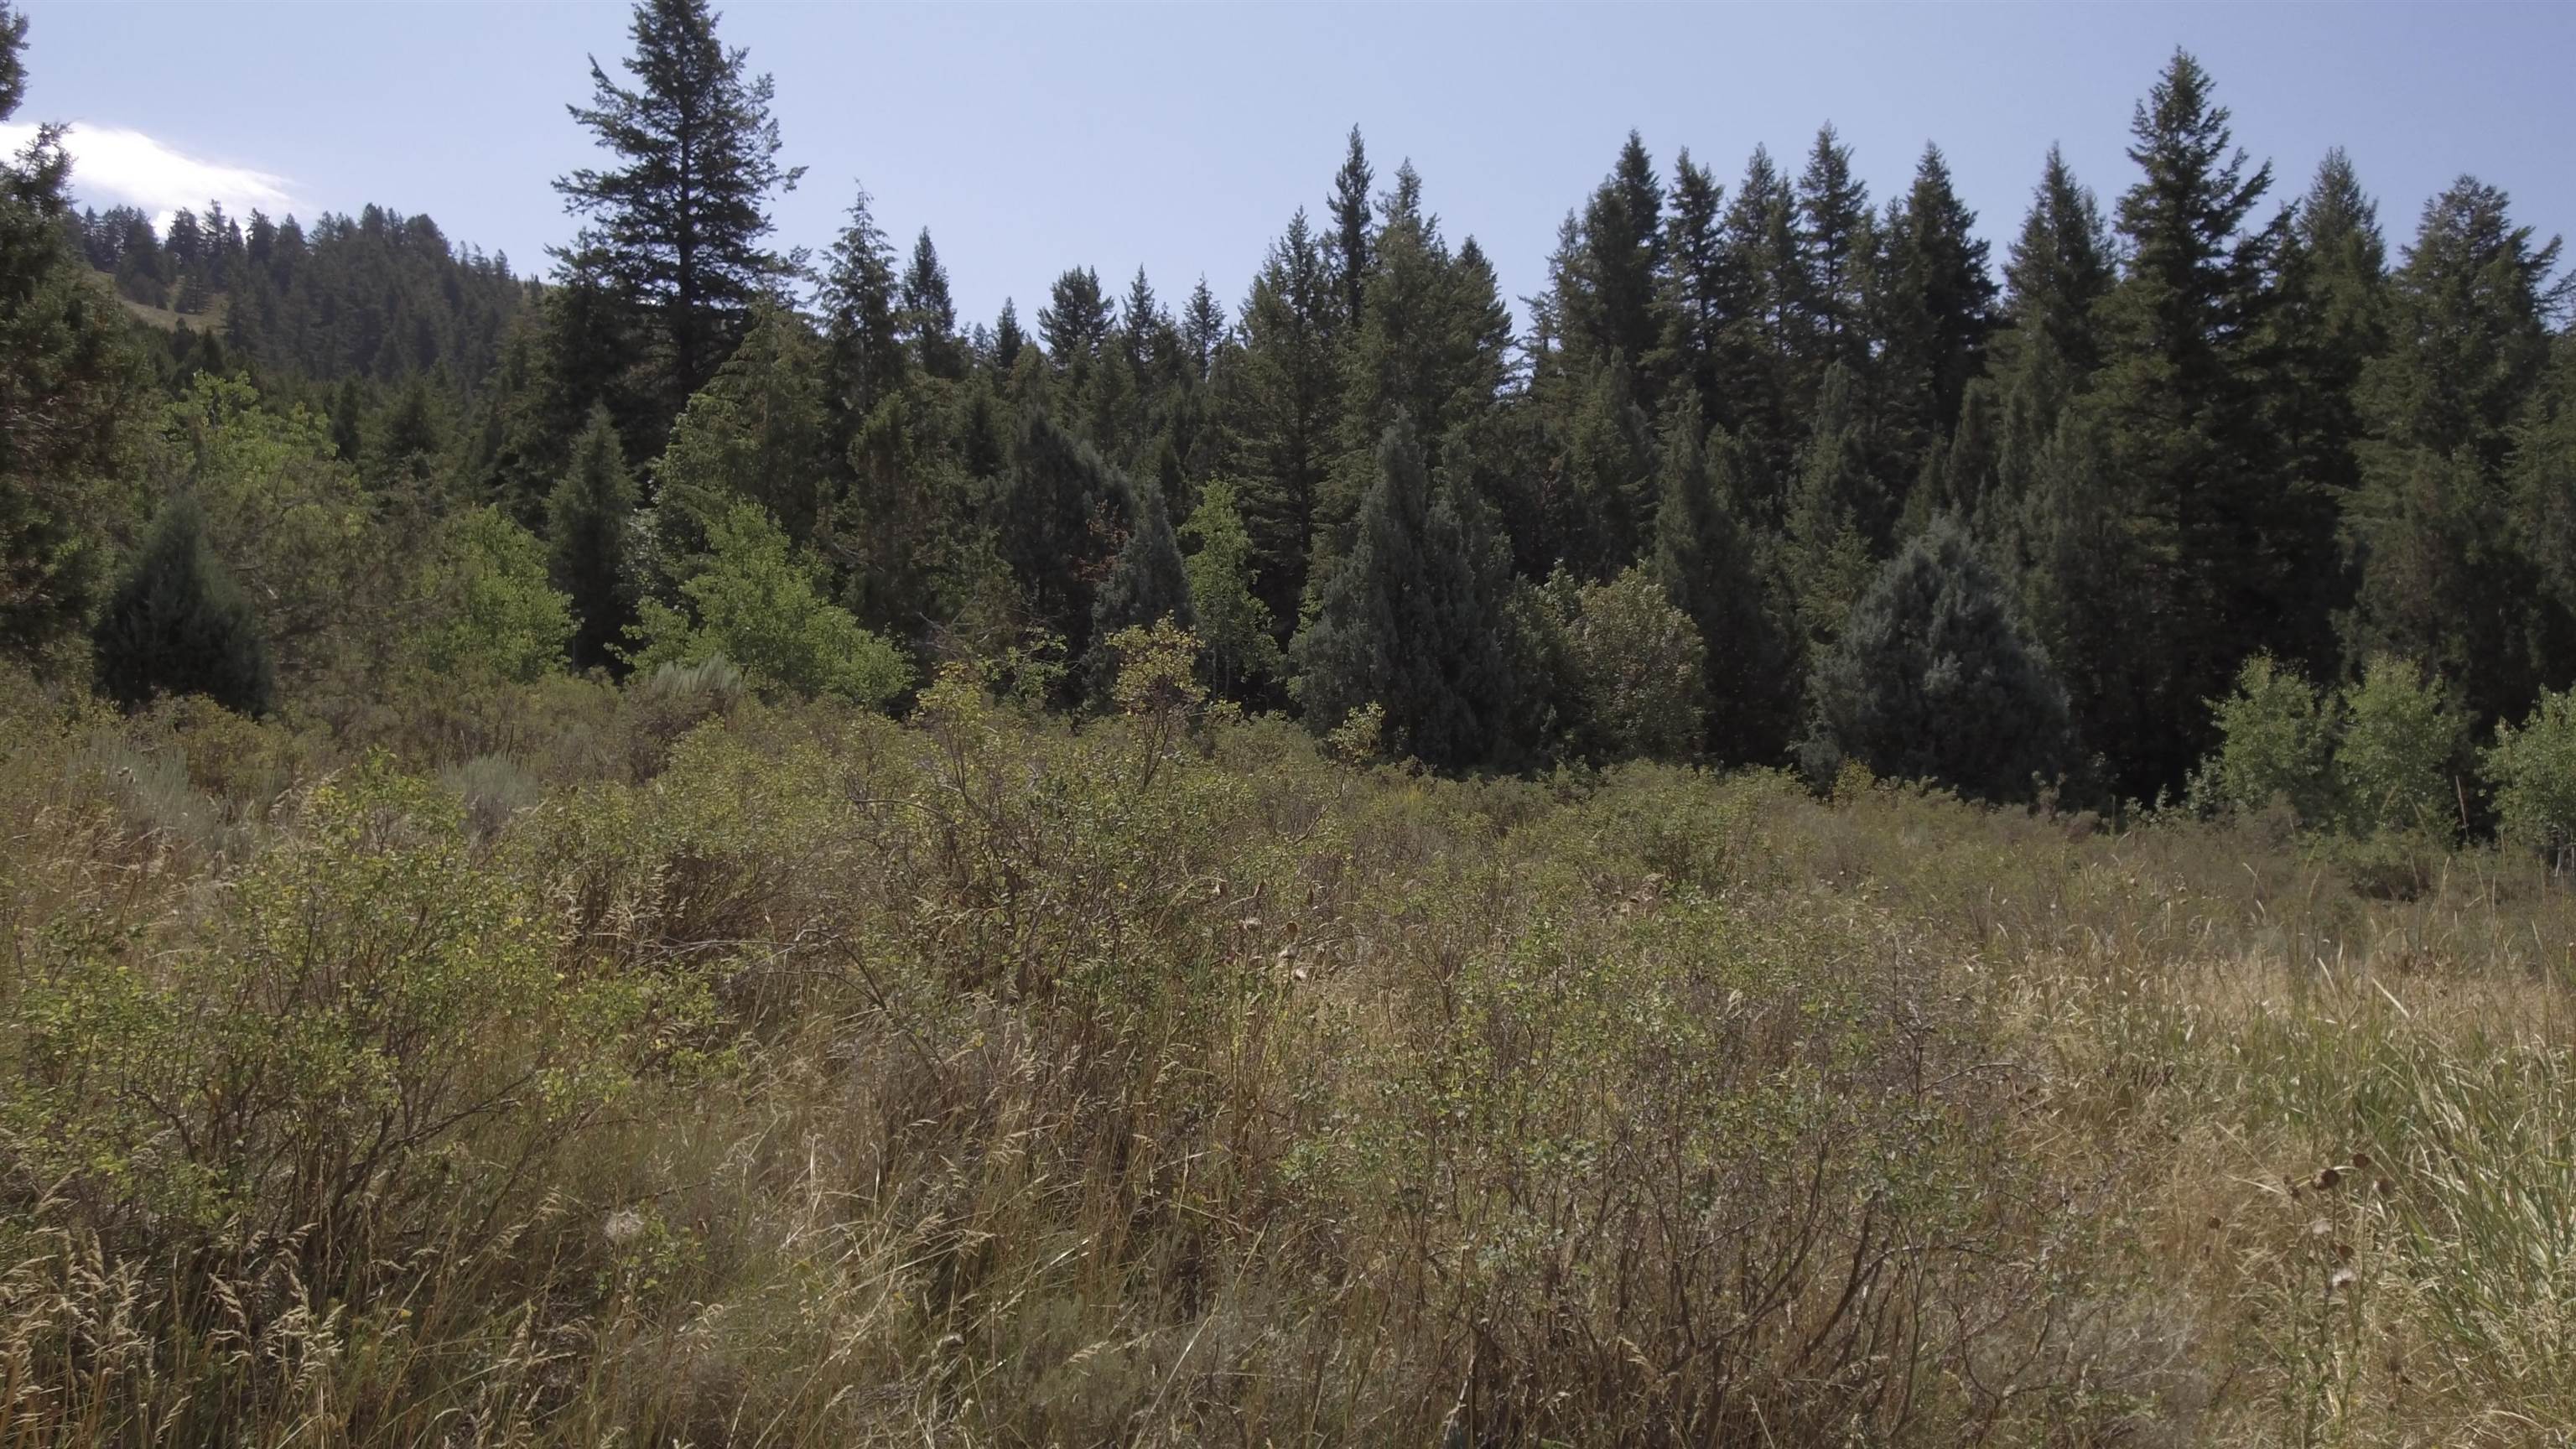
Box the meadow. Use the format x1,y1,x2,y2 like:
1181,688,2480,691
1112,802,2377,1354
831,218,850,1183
3,649,2571,1446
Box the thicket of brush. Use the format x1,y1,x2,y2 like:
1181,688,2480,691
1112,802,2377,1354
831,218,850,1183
4,636,2572,1446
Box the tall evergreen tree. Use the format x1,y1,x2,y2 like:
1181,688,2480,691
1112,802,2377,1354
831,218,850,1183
0,1,146,660
2345,176,2567,725
1804,516,2071,801
1323,163,1512,567
991,299,1027,371
1651,147,1732,425
997,408,1126,666
1327,126,1374,328
92,495,274,717
818,185,905,433
1793,124,1874,395
1782,362,1885,649
546,404,639,672
1713,145,1801,487
1873,143,1997,486
900,227,964,379
2067,50,2296,794
1218,210,1342,632
1088,478,1193,696
1293,418,1512,771
1562,131,1665,372
1649,395,1796,762
555,0,803,423
652,302,832,552
1181,276,1226,382
2265,148,2389,663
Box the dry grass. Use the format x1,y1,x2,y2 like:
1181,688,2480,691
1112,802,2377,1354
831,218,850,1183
3,665,2571,1446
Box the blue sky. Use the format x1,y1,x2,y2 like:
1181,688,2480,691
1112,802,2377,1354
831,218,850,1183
13,2,2571,334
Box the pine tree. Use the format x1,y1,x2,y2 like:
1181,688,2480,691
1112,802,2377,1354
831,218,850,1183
1563,131,1665,373
1781,363,1885,651
818,185,905,434
1713,145,1800,486
2069,50,2295,794
1988,144,2114,425
2266,148,2389,667
546,404,638,672
1559,356,1657,576
1873,143,1997,485
1793,124,1874,396
1650,395,1795,762
1294,418,1512,771
1088,479,1192,696
992,299,1026,371
997,408,1124,665
0,1,146,660
1651,147,1732,427
652,302,832,553
1039,265,1113,370
2513,338,2576,687
555,0,803,423
1181,276,1226,382
900,227,964,378
93,494,275,716
1327,126,1374,328
1218,210,1342,630
1323,163,1511,567
1804,515,2071,801
2345,177,2567,725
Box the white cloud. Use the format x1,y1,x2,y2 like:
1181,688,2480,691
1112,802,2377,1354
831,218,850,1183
0,122,294,224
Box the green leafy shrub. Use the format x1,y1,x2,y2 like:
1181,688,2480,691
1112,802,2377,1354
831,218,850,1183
3,763,690,1272
629,501,909,707
1556,564,1709,763
408,506,575,683
2484,686,2576,870
2196,654,2341,824
2336,654,2466,839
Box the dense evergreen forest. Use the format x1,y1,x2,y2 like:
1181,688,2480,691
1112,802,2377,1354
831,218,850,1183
7,0,2573,825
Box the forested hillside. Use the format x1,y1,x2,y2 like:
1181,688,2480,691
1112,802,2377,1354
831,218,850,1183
7,0,2572,817
6,1,2576,1444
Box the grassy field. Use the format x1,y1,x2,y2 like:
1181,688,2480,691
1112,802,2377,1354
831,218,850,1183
3,657,2571,1446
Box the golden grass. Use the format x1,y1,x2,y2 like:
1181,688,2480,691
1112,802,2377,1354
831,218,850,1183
3,671,2571,1446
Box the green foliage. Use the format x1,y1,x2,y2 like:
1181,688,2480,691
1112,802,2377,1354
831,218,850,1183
547,402,638,671
0,13,147,662
2334,653,2466,839
91,494,274,717
159,374,382,689
628,500,907,707
556,0,803,416
411,506,574,683
652,301,832,552
1804,516,2071,800
2196,655,2340,825
1292,418,1512,771
2484,687,2576,868
1649,399,1795,763
2345,177,2566,726
1555,564,1707,762
1088,478,1192,653
3,762,690,1266
1178,478,1281,699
